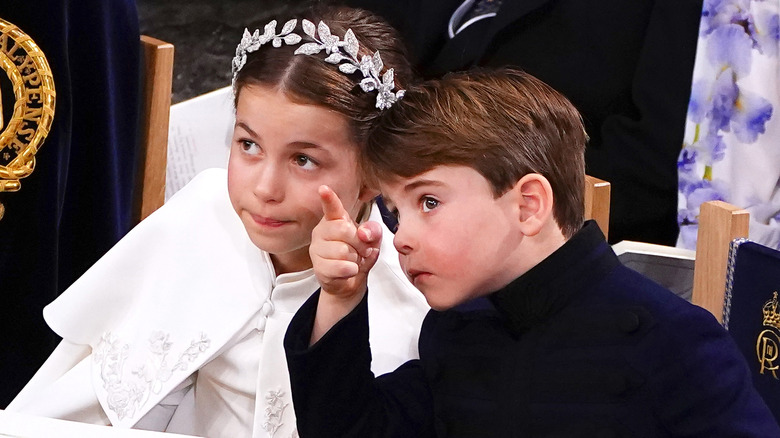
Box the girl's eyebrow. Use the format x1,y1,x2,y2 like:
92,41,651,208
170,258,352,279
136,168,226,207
289,141,324,151
235,121,259,138
235,122,327,152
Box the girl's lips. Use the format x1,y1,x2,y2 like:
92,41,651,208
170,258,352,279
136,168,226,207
251,214,290,227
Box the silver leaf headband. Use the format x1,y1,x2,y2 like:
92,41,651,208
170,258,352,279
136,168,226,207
232,18,405,110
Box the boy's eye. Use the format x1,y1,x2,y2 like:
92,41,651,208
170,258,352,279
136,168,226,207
421,196,439,212
241,139,261,154
294,154,318,170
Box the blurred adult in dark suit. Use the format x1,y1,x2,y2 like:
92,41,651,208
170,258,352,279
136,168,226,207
345,0,703,245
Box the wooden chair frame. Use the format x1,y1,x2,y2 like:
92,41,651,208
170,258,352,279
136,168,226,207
584,175,610,239
133,35,174,223
691,200,750,322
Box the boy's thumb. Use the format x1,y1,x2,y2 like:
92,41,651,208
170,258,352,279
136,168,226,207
357,221,383,244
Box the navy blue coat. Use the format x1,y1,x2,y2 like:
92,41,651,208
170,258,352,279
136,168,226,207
286,222,780,437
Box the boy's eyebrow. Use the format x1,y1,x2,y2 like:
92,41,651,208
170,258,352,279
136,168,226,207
403,179,444,193
380,179,443,207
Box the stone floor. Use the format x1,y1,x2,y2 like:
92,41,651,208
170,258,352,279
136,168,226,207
137,0,306,103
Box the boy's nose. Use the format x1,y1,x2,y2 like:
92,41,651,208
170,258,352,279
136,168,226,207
393,222,413,255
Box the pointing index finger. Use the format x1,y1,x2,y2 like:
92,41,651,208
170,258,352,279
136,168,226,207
319,185,349,221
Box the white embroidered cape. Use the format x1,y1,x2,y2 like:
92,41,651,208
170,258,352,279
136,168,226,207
8,168,429,438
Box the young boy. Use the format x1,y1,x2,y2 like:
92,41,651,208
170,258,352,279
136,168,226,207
284,69,779,437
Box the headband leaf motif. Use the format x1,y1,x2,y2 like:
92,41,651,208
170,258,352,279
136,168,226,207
232,19,405,110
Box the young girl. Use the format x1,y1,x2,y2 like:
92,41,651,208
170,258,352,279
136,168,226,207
7,6,428,437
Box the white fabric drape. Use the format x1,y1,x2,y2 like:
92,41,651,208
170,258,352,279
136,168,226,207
8,168,429,438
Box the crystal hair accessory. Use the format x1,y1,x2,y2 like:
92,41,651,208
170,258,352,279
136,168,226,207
232,19,405,110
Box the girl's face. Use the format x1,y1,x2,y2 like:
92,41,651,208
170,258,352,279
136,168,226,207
228,84,373,275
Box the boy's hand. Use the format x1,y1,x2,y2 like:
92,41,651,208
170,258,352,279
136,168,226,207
309,185,382,344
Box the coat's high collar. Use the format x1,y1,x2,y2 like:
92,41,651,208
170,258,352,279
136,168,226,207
449,221,619,336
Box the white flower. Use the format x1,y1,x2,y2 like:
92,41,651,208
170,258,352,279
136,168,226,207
149,331,172,354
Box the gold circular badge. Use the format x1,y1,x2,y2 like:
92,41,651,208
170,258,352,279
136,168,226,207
0,17,56,218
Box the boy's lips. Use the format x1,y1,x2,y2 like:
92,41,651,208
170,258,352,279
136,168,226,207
406,268,432,286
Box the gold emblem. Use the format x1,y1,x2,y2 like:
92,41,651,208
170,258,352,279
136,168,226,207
0,17,56,219
757,291,780,379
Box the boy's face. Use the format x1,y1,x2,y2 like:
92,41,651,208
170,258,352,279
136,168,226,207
228,84,368,274
382,165,528,310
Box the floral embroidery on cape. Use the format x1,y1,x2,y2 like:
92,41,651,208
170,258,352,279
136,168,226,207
262,388,293,437
93,331,211,420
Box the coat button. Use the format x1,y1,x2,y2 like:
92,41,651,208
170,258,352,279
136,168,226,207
617,311,640,333
262,300,274,317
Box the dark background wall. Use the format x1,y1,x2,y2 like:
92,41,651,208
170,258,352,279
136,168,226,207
137,0,303,103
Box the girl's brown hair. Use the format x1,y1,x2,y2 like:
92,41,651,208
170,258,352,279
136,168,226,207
233,6,413,149
366,68,587,238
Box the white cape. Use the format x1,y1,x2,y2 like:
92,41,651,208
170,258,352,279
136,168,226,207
8,168,429,437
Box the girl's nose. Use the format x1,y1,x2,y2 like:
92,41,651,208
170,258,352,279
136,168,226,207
253,162,285,202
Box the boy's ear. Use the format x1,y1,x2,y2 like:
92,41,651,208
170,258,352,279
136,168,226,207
513,173,554,237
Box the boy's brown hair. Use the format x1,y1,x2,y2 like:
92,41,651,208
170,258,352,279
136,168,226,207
366,68,587,238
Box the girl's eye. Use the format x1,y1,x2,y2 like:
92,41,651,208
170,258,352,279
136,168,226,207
421,196,440,213
240,140,260,154
294,154,318,170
